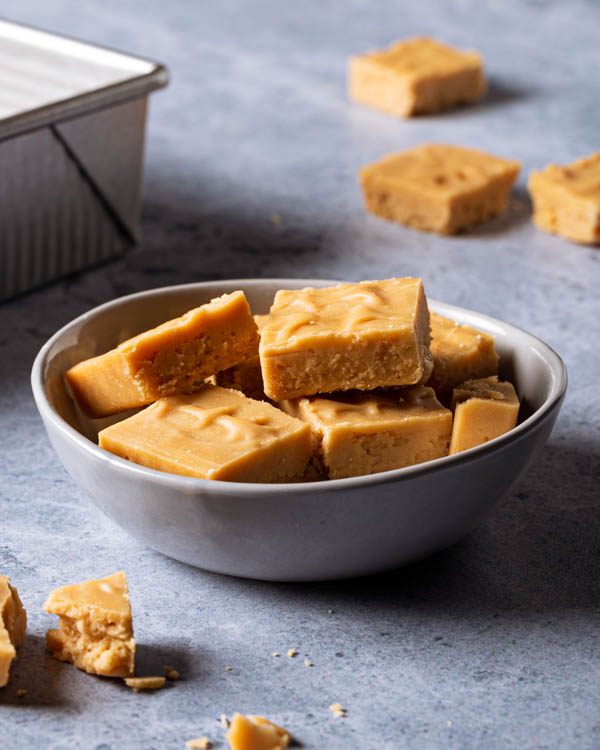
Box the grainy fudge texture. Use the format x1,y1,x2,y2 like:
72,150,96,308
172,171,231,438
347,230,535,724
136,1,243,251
427,312,498,404
0,576,27,687
259,278,432,401
449,375,519,455
44,571,135,678
226,713,291,750
98,384,311,483
528,152,600,244
65,291,259,418
349,37,486,117
214,314,269,400
360,144,521,234
280,386,452,480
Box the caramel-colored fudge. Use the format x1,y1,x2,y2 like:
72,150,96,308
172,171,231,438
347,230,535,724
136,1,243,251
44,571,135,678
360,144,521,234
259,278,432,401
98,384,311,483
226,713,291,750
215,314,269,400
427,312,498,404
280,386,452,480
65,291,259,418
349,37,486,118
449,376,519,455
0,576,27,688
528,153,600,244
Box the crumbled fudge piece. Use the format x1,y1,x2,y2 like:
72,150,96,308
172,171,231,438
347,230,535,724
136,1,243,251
226,713,291,750
98,384,311,483
124,676,165,692
215,314,269,400
260,278,432,400
44,571,135,677
449,376,520,454
528,152,600,244
0,576,27,688
349,36,486,117
427,312,498,404
279,386,451,479
360,144,520,234
65,291,259,418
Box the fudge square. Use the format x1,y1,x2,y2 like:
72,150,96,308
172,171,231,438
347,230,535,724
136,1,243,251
427,312,498,404
528,152,600,244
259,278,433,401
279,386,452,480
214,314,269,400
44,571,135,678
449,375,519,455
98,384,311,483
348,37,486,118
65,291,259,418
360,144,521,235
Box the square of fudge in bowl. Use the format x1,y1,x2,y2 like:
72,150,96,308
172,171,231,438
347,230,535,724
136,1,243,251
31,279,567,581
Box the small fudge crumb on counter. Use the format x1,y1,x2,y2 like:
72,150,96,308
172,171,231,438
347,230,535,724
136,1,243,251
16,688,27,696
304,658,313,667
220,714,230,728
186,739,212,750
528,152,600,244
98,384,312,483
226,713,291,750
0,575,27,688
360,144,520,234
286,648,297,658
65,291,259,418
348,36,486,117
164,665,180,680
329,703,346,718
427,312,499,404
260,278,432,400
279,386,452,480
124,676,165,692
449,375,520,455
44,571,135,678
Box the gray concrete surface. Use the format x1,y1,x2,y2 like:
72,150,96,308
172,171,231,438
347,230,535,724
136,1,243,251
1,0,599,747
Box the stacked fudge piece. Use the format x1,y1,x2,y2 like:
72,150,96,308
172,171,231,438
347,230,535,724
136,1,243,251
65,279,520,483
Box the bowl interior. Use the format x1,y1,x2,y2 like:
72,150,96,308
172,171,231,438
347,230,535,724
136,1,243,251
38,279,565,465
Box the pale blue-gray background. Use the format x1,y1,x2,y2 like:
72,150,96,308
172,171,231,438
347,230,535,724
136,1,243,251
1,1,599,747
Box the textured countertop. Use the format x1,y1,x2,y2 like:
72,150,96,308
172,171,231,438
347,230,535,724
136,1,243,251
1,1,599,747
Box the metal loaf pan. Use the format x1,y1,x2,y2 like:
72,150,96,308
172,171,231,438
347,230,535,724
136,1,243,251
0,20,168,301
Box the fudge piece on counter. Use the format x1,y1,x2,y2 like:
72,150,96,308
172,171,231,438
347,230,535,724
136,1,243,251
44,571,135,678
449,375,519,455
215,314,269,400
279,386,452,480
65,291,259,418
226,713,291,750
360,144,520,234
428,312,498,404
349,37,486,118
259,278,432,401
98,384,311,483
0,575,27,688
528,152,600,244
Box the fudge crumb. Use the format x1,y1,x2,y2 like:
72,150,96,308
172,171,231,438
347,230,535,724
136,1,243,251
287,648,297,658
164,665,180,680
329,703,346,718
272,652,280,657
220,714,229,728
16,689,27,697
270,214,281,225
225,665,233,671
124,676,165,692
304,659,313,667
328,609,334,614
186,738,212,749
447,720,453,727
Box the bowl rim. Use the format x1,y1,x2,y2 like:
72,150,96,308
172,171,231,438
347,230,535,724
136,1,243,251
31,278,568,495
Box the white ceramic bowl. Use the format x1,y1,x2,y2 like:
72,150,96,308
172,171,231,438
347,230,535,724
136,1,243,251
31,279,567,581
